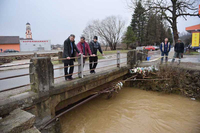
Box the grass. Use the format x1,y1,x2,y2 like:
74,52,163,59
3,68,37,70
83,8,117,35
184,51,200,55
52,60,61,65
97,50,129,55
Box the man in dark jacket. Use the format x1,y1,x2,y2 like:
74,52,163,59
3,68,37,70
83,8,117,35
63,34,81,80
172,39,184,65
89,36,104,73
160,38,171,64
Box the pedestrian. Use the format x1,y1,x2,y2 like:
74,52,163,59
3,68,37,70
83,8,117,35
63,34,81,81
172,38,184,65
77,36,92,77
89,36,104,73
160,38,171,64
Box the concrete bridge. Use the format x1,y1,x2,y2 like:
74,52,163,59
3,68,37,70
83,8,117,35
0,50,147,133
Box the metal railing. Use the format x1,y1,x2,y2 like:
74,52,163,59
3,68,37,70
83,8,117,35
0,70,34,93
0,51,127,93
53,51,127,79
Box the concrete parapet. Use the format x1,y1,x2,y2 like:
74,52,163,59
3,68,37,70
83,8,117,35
29,57,54,95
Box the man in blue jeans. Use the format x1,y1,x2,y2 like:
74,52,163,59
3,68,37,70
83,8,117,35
160,38,171,64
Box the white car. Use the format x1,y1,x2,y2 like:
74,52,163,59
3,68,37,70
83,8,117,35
136,46,145,51
153,46,159,50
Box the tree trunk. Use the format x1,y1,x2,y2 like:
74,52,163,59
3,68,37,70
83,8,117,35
126,44,129,50
172,19,179,44
171,1,178,45
113,43,117,50
109,43,113,50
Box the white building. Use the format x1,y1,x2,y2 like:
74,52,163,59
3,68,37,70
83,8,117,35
20,40,51,51
19,22,51,51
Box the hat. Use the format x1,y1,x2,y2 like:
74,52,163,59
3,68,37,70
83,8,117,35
94,36,98,40
178,38,181,41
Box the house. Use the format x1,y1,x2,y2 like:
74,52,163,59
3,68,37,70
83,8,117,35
0,36,20,52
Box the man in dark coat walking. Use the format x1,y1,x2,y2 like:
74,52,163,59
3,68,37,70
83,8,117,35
63,34,81,80
89,36,104,73
172,39,184,65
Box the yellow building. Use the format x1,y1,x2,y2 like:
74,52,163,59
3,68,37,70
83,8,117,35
186,24,200,47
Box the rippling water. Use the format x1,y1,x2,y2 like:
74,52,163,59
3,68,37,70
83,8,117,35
60,88,200,133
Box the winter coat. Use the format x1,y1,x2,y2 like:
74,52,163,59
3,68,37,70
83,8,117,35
174,42,184,53
89,40,103,55
63,37,80,62
77,41,92,57
160,42,171,53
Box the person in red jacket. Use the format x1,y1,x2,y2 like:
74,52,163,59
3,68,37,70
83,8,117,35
77,37,93,77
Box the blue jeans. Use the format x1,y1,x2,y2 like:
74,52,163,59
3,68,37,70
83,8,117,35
161,52,168,63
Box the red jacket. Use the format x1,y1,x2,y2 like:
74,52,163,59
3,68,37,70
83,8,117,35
77,41,92,56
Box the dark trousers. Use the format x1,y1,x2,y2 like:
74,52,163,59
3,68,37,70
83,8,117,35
161,52,169,63
89,56,98,71
64,59,74,79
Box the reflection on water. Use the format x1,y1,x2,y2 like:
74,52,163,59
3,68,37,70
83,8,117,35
60,88,200,133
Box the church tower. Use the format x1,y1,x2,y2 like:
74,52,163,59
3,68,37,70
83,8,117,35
25,22,32,39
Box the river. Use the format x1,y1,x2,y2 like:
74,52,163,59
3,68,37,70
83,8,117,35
60,88,200,133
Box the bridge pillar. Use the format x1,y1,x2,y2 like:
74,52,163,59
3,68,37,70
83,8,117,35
29,57,54,95
127,50,137,68
29,57,58,132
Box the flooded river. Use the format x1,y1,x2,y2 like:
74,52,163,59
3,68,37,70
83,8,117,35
60,88,200,133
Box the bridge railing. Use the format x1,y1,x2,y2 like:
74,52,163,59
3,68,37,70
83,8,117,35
0,62,33,93
52,51,127,80
0,50,147,94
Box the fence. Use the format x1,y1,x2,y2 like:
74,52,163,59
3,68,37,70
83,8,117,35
0,51,128,93
52,51,127,79
0,62,33,93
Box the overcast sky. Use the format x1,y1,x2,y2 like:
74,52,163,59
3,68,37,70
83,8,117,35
0,0,199,44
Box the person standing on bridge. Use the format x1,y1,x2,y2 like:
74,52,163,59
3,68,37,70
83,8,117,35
160,38,171,64
89,36,104,73
63,34,81,81
77,36,92,77
172,39,184,65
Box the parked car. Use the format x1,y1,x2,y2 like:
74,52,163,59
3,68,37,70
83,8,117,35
153,46,159,50
4,49,19,53
145,46,155,51
186,44,200,51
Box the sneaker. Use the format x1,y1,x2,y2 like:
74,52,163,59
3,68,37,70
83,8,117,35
93,70,96,73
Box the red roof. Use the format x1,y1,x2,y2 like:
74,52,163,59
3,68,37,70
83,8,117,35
186,24,200,32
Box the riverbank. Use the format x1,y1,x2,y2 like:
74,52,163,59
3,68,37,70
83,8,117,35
128,65,200,100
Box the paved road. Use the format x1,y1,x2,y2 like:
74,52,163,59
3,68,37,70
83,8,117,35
148,48,200,63
0,58,126,91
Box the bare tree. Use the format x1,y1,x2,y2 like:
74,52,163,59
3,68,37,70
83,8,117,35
82,16,126,50
127,0,199,43
82,24,97,43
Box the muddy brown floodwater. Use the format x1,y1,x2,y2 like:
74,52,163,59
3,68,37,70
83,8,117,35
60,88,200,133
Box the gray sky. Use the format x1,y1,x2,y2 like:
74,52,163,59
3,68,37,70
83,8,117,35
0,0,199,44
